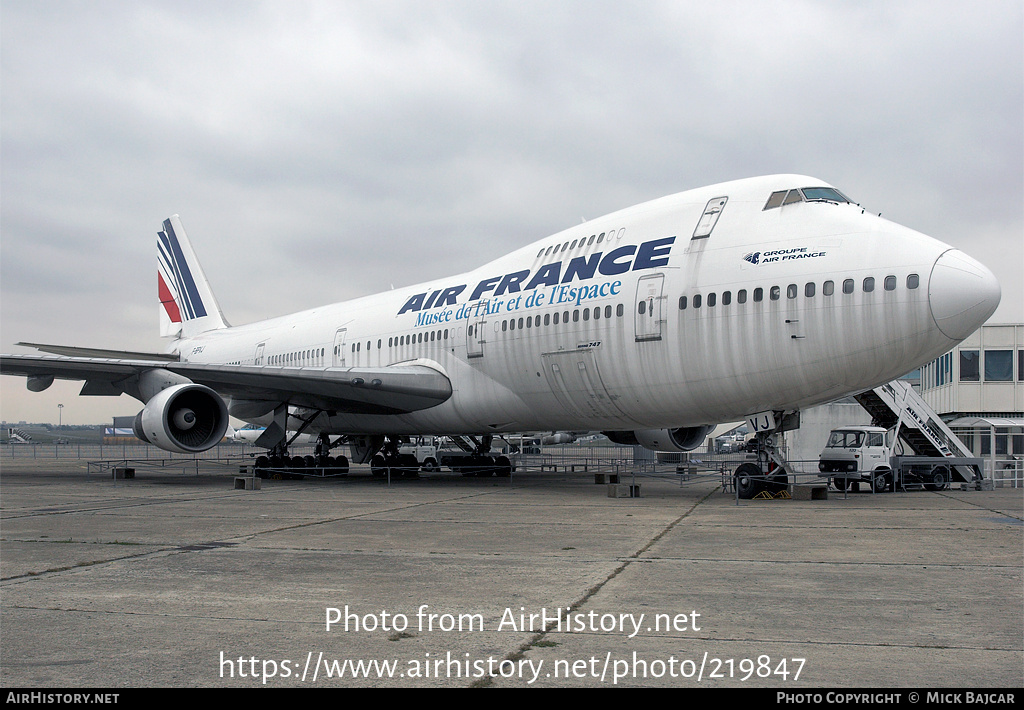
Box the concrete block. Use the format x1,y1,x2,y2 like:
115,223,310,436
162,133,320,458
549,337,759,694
112,467,134,479
594,473,619,484
790,485,828,500
234,476,261,490
607,484,640,498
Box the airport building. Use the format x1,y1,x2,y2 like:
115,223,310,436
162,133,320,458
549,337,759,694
919,323,1023,478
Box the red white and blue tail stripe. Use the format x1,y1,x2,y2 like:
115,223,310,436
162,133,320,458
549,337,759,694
157,215,228,339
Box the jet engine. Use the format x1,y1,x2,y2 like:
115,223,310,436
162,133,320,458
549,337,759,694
603,426,714,452
132,383,229,454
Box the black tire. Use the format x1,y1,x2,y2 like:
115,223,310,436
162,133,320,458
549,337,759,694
336,455,349,476
925,466,948,492
495,455,512,478
768,471,789,493
833,477,848,491
421,458,439,473
370,454,386,478
872,470,890,493
735,462,763,499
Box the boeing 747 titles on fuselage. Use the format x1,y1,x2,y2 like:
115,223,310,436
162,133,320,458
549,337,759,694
1,175,1001,496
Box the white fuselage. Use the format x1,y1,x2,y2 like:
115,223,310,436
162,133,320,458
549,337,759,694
173,175,999,437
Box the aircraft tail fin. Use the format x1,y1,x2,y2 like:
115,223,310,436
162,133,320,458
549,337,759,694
157,215,230,339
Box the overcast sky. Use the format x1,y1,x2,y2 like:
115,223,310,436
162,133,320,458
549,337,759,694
2,0,1021,425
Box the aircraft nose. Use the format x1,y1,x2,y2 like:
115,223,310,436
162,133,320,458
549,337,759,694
928,249,1001,340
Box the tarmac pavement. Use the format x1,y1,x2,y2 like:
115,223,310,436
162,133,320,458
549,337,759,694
1,458,1021,688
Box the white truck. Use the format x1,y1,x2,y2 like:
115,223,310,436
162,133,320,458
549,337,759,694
818,425,983,492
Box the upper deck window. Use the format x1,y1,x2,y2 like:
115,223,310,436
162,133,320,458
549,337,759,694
764,186,852,210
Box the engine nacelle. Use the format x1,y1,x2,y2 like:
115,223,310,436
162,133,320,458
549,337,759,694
604,426,714,452
132,383,229,454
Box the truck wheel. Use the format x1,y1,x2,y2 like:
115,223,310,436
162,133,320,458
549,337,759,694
872,471,890,493
925,466,948,491
370,454,386,478
833,477,848,491
734,463,762,499
421,458,439,473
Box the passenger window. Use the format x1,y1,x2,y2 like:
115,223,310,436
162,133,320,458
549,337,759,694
605,305,612,318
593,306,600,320
553,312,560,325
843,279,854,294
770,286,781,300
753,288,763,302
907,274,919,289
693,294,702,308
544,313,551,326
518,318,523,329
638,301,647,315
884,275,896,291
737,289,747,304
722,291,731,305
502,320,508,332
805,282,815,297
708,293,716,307
787,284,797,299
823,280,834,296
863,277,875,293
583,309,590,321
572,310,579,322
679,296,687,310
616,304,624,317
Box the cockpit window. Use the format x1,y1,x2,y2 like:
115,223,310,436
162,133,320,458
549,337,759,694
801,187,851,203
763,191,787,210
764,186,852,210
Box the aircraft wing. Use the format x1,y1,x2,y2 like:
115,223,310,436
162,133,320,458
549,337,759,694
0,354,452,415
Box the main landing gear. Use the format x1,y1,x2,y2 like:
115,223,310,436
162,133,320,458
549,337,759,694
253,433,349,479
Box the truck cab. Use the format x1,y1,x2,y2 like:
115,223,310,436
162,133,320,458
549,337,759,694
818,426,893,492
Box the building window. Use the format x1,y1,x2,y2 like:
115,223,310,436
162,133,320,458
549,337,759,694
984,350,1014,381
960,350,980,382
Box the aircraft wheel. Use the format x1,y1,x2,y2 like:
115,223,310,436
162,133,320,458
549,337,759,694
336,455,349,476
370,454,387,478
734,462,763,499
494,455,512,478
768,472,789,493
255,456,270,478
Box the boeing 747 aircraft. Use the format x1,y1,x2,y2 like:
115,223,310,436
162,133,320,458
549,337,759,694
0,175,1001,496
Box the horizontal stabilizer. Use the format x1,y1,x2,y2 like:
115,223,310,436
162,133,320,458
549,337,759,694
17,342,178,362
